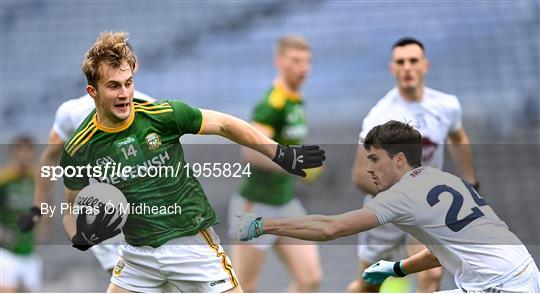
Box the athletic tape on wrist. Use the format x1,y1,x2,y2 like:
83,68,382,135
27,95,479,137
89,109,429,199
394,261,407,277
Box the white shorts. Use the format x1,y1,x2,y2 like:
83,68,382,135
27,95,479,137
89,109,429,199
357,195,410,263
91,245,121,271
90,232,125,271
227,193,307,250
110,227,239,293
446,259,540,293
0,248,42,291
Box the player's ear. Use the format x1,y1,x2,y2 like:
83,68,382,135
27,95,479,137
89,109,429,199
395,152,406,168
424,58,430,73
87,85,97,99
389,62,396,77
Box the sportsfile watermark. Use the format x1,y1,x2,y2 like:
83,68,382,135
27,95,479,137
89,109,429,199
39,202,182,218
40,161,251,182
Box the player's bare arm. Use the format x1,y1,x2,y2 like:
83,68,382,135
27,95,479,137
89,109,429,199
447,127,478,186
241,122,286,173
351,145,378,195
62,188,80,240
237,208,380,242
199,109,278,158
17,129,64,232
199,109,325,177
401,248,442,274
34,129,64,207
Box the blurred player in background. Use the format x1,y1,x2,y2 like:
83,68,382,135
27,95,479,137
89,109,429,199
237,120,540,293
346,37,479,292
228,35,322,292
0,136,43,292
59,31,324,293
17,44,152,274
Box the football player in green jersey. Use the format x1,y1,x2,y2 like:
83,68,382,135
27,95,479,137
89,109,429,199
228,35,322,292
0,136,43,292
59,32,325,293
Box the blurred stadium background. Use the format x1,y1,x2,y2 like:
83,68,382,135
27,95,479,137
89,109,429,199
1,0,538,292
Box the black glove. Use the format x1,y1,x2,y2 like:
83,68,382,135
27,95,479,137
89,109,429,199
71,205,122,251
17,206,41,232
272,144,326,177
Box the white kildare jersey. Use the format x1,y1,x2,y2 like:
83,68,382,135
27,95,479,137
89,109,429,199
52,90,153,141
365,166,532,291
359,87,462,169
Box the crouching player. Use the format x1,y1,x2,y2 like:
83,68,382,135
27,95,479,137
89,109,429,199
237,120,540,293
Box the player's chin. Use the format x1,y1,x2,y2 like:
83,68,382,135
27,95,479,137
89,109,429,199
112,108,131,121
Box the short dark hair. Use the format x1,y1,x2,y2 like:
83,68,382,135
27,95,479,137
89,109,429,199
363,120,422,168
392,37,424,52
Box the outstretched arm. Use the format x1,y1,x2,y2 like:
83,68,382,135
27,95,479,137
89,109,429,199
240,122,286,173
63,188,79,240
34,129,64,207
237,208,380,242
199,109,325,176
401,248,441,274
18,129,64,233
447,127,478,186
199,109,277,158
361,248,442,285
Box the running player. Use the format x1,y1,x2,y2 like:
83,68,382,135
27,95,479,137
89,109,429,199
17,43,152,273
237,120,540,293
1,136,42,292
347,37,479,292
59,31,325,293
227,35,322,292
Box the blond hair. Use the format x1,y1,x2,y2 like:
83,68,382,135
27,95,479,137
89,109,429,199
276,35,310,55
81,31,136,87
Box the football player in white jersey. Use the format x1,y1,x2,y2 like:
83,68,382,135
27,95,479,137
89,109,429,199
17,44,152,273
348,37,479,292
237,120,540,293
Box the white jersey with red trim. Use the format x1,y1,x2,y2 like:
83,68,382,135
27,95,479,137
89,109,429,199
364,166,532,291
359,87,462,169
52,90,153,141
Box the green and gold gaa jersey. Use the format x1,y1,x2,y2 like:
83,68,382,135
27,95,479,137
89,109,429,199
0,167,35,255
60,99,217,247
239,85,307,205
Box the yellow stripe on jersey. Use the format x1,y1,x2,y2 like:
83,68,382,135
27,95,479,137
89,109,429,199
134,100,153,106
68,126,98,156
134,108,173,115
134,102,171,110
66,121,95,152
197,112,206,134
66,123,96,155
200,229,239,287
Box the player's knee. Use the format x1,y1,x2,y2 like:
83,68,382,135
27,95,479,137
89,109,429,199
239,279,258,293
295,267,322,291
